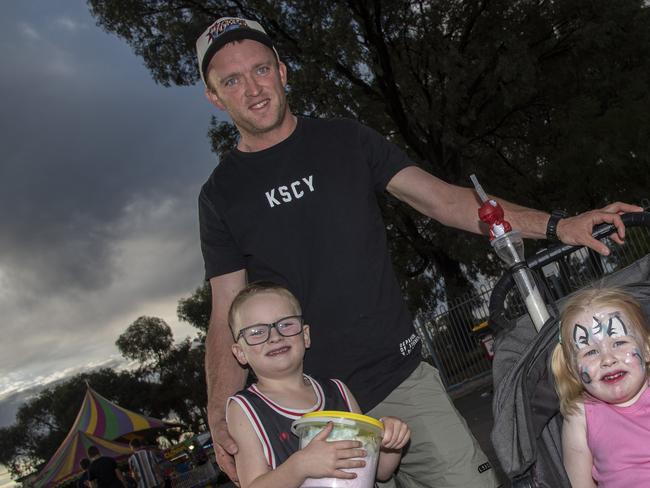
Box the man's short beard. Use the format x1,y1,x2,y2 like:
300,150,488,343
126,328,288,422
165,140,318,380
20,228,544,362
241,96,288,135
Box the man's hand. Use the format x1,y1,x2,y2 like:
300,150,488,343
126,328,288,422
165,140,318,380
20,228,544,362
556,202,644,255
211,416,239,484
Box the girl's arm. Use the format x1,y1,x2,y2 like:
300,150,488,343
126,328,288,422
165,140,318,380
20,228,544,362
562,402,596,488
227,401,363,488
340,383,410,481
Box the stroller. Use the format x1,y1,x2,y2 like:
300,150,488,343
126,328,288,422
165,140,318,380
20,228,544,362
488,211,650,487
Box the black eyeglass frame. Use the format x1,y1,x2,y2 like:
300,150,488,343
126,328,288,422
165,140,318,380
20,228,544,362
235,315,304,346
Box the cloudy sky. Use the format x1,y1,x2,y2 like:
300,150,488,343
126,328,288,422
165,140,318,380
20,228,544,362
0,0,222,437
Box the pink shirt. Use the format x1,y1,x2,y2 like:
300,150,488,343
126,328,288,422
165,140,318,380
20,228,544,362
585,386,650,487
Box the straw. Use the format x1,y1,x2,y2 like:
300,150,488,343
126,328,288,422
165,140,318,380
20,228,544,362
470,174,489,203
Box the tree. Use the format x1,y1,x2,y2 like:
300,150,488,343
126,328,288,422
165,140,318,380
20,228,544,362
177,282,211,334
157,338,209,432
116,315,174,367
115,314,207,431
88,0,650,314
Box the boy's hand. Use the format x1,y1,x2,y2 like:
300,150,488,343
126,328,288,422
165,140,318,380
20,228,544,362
298,422,367,479
380,416,410,450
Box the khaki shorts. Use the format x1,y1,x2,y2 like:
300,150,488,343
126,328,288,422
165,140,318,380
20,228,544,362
367,362,499,488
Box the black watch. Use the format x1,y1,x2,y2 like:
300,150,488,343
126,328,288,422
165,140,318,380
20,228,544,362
546,209,568,241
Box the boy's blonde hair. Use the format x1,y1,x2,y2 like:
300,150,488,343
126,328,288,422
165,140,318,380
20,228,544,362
551,287,650,416
228,281,302,336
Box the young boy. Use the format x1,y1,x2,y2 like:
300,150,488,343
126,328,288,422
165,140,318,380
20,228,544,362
226,282,410,488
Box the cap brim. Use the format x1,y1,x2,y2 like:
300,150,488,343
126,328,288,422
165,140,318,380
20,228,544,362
201,29,275,83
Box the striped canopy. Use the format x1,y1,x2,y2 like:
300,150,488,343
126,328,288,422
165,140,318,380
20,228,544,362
34,432,131,488
34,386,171,488
72,387,167,440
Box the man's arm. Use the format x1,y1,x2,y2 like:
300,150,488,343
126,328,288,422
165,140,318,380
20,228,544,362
387,166,642,255
206,269,248,483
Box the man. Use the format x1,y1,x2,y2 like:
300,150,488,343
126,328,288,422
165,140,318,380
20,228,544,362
87,446,125,488
195,16,641,487
128,439,164,488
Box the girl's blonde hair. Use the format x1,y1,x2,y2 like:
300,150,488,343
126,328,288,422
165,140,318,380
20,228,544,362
551,287,650,416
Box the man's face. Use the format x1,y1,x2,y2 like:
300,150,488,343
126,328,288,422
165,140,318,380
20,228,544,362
205,39,288,139
571,306,648,406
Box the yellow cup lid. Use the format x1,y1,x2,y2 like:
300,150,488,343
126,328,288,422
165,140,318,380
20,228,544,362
294,410,384,430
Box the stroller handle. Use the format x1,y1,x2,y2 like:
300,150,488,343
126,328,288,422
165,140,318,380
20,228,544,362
488,211,650,332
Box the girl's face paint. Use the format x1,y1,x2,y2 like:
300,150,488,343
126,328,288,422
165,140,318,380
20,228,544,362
571,306,648,406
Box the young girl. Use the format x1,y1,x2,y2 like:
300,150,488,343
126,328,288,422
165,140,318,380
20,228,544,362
551,287,650,487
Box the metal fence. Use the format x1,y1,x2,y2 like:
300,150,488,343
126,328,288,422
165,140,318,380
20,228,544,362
416,225,650,391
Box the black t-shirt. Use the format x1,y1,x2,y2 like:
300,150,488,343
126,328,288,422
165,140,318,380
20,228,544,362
199,116,422,411
89,456,122,488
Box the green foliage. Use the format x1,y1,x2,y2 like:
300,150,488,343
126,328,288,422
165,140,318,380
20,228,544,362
115,315,208,431
176,282,212,334
156,338,208,431
115,316,174,365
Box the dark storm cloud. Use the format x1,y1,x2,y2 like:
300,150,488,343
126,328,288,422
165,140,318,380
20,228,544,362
0,13,213,294
0,1,223,393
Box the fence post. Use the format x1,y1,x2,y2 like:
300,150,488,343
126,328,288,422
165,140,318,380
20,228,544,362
414,316,448,387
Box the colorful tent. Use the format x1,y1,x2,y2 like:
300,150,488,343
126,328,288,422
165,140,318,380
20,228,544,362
34,432,131,488
33,386,173,488
70,387,169,441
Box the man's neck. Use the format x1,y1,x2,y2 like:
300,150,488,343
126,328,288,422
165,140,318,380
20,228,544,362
236,112,297,153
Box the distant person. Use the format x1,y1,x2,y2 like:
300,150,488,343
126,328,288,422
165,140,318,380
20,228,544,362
78,458,91,488
88,445,126,488
225,282,410,488
122,467,137,488
552,287,650,486
128,439,164,488
195,15,642,488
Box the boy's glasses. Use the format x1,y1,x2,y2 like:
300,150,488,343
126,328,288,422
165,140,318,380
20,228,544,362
236,315,304,346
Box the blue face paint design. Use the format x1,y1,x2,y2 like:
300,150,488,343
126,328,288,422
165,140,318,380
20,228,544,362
633,348,644,367
580,367,592,385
